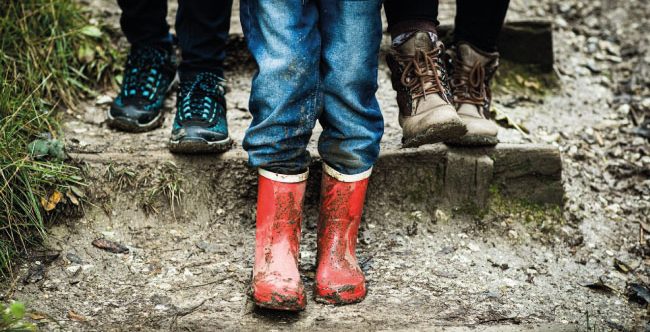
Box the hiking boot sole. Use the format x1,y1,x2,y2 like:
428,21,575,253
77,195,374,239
445,134,499,147
168,137,233,154
402,119,467,148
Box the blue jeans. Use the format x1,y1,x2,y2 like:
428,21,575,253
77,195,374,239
240,0,384,176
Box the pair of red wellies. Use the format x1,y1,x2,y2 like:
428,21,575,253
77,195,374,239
251,164,371,311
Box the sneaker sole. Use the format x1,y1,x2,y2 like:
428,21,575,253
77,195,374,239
106,112,165,133
402,119,467,148
445,135,499,147
168,137,233,154
105,74,179,133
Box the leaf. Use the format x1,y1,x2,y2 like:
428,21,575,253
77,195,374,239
41,191,63,211
491,105,530,135
613,258,631,273
27,139,50,159
67,309,86,322
27,138,66,160
579,277,616,294
30,312,47,320
66,191,79,206
80,25,102,38
69,185,85,198
77,44,95,64
92,238,129,254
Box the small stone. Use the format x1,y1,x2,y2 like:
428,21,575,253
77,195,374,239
95,95,113,105
66,253,84,264
66,265,81,274
434,209,449,224
154,304,168,311
467,243,480,252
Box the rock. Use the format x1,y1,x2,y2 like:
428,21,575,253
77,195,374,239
434,209,449,224
66,265,82,274
96,95,113,105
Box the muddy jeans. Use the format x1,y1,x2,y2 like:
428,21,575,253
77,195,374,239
384,0,510,52
240,0,384,175
117,0,233,77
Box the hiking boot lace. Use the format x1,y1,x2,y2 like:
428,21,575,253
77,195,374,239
451,58,487,106
396,46,450,102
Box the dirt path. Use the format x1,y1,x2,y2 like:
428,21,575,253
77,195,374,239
3,0,649,331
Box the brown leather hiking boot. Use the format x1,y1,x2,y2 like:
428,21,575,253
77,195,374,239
446,42,500,146
387,32,466,148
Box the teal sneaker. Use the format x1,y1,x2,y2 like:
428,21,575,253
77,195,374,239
108,44,177,132
169,72,232,153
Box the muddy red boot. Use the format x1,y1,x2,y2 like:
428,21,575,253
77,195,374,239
314,164,371,305
251,169,308,311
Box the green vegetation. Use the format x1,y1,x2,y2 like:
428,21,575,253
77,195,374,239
492,60,559,97
0,0,121,277
487,185,566,238
1,302,35,332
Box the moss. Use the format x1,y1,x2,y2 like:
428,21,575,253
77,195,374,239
487,185,565,232
492,60,559,97
402,167,440,205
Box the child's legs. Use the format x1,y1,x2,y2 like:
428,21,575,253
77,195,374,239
117,0,169,46
241,0,321,175
317,0,384,175
176,0,233,78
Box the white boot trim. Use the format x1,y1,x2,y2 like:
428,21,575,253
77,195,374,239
259,169,309,183
323,163,372,183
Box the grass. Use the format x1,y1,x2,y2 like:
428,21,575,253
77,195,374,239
141,162,184,219
1,302,35,331
0,0,121,278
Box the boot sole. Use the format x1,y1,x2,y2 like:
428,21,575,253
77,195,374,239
445,134,499,147
168,137,233,154
402,119,467,148
253,299,305,312
250,287,306,312
106,113,164,133
313,291,367,306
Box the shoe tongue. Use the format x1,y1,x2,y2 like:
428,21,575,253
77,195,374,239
397,31,436,56
457,43,492,67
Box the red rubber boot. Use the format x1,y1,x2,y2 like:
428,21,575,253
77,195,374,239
314,164,371,305
251,169,308,311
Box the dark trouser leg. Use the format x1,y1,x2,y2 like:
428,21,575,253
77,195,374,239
384,0,439,37
176,0,233,78
454,0,510,52
117,0,169,46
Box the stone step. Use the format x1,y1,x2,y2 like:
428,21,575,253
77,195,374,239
71,143,561,223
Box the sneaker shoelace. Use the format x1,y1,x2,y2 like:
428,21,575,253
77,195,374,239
120,46,168,103
178,73,225,124
396,46,451,102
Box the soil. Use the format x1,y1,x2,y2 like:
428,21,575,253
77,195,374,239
2,0,649,331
